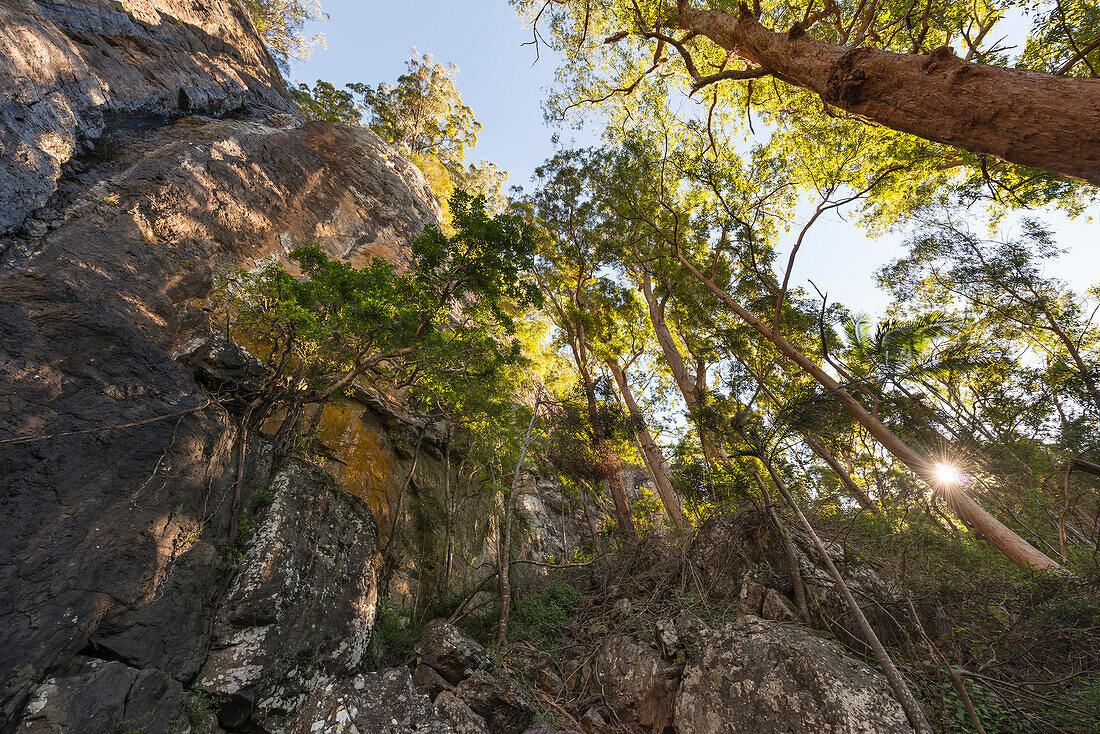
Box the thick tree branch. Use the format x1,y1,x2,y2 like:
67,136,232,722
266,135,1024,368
665,4,1100,184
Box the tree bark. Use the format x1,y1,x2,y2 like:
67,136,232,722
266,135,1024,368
575,339,638,540
804,435,880,514
677,252,1061,570
676,5,1100,185
498,399,541,646
607,358,687,530
757,457,934,734
750,466,810,624
639,269,727,466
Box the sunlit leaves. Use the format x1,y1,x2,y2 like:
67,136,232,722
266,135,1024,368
223,192,541,405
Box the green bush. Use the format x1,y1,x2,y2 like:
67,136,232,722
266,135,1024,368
509,581,583,648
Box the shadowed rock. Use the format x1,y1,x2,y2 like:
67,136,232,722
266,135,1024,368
593,634,680,733
0,5,439,723
285,668,454,734
416,621,495,685
17,657,188,733
198,461,379,732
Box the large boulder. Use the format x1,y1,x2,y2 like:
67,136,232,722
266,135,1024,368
414,622,535,734
434,690,489,734
451,670,535,734
285,668,454,734
593,634,680,733
17,657,189,734
673,616,914,734
197,461,380,732
416,621,495,685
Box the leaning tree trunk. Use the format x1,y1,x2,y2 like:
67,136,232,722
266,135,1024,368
607,358,687,530
758,457,934,734
804,435,880,515
498,399,541,646
677,252,1061,571
639,270,728,467
675,4,1100,184
575,346,639,540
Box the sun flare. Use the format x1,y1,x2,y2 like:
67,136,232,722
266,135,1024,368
934,463,961,486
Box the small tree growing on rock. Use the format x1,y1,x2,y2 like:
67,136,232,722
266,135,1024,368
221,191,541,422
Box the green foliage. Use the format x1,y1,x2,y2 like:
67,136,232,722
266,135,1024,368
1020,0,1100,77
249,483,276,509
514,0,1096,218
630,486,667,536
110,712,155,734
289,80,360,124
509,581,584,647
242,0,325,70
369,600,426,669
287,55,508,216
358,53,480,175
183,689,220,734
222,191,540,412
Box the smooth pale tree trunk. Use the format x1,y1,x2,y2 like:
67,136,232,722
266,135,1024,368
758,457,934,734
677,252,1061,571
607,358,687,531
604,473,637,541
676,4,1100,184
639,270,727,466
498,399,541,646
804,436,879,514
749,466,810,623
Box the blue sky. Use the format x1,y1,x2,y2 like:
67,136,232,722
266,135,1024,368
291,1,1098,316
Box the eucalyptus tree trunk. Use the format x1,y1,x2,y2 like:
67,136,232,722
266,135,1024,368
575,343,638,539
497,398,542,646
675,3,1100,184
749,466,810,623
639,270,727,467
677,253,1060,571
757,457,934,734
804,435,879,515
607,358,686,531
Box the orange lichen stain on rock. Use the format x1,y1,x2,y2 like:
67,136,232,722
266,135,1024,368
315,403,402,532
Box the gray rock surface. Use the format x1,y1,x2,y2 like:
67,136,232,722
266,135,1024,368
198,461,380,731
672,610,711,655
451,670,535,734
762,588,800,623
435,690,489,734
285,668,455,734
87,539,228,681
0,0,292,235
593,634,679,733
416,621,495,685
673,615,914,734
414,663,456,701
0,2,439,726
738,576,767,615
17,657,189,734
415,622,535,734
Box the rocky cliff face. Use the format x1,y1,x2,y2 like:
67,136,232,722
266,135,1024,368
0,0,288,236
0,1,441,730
